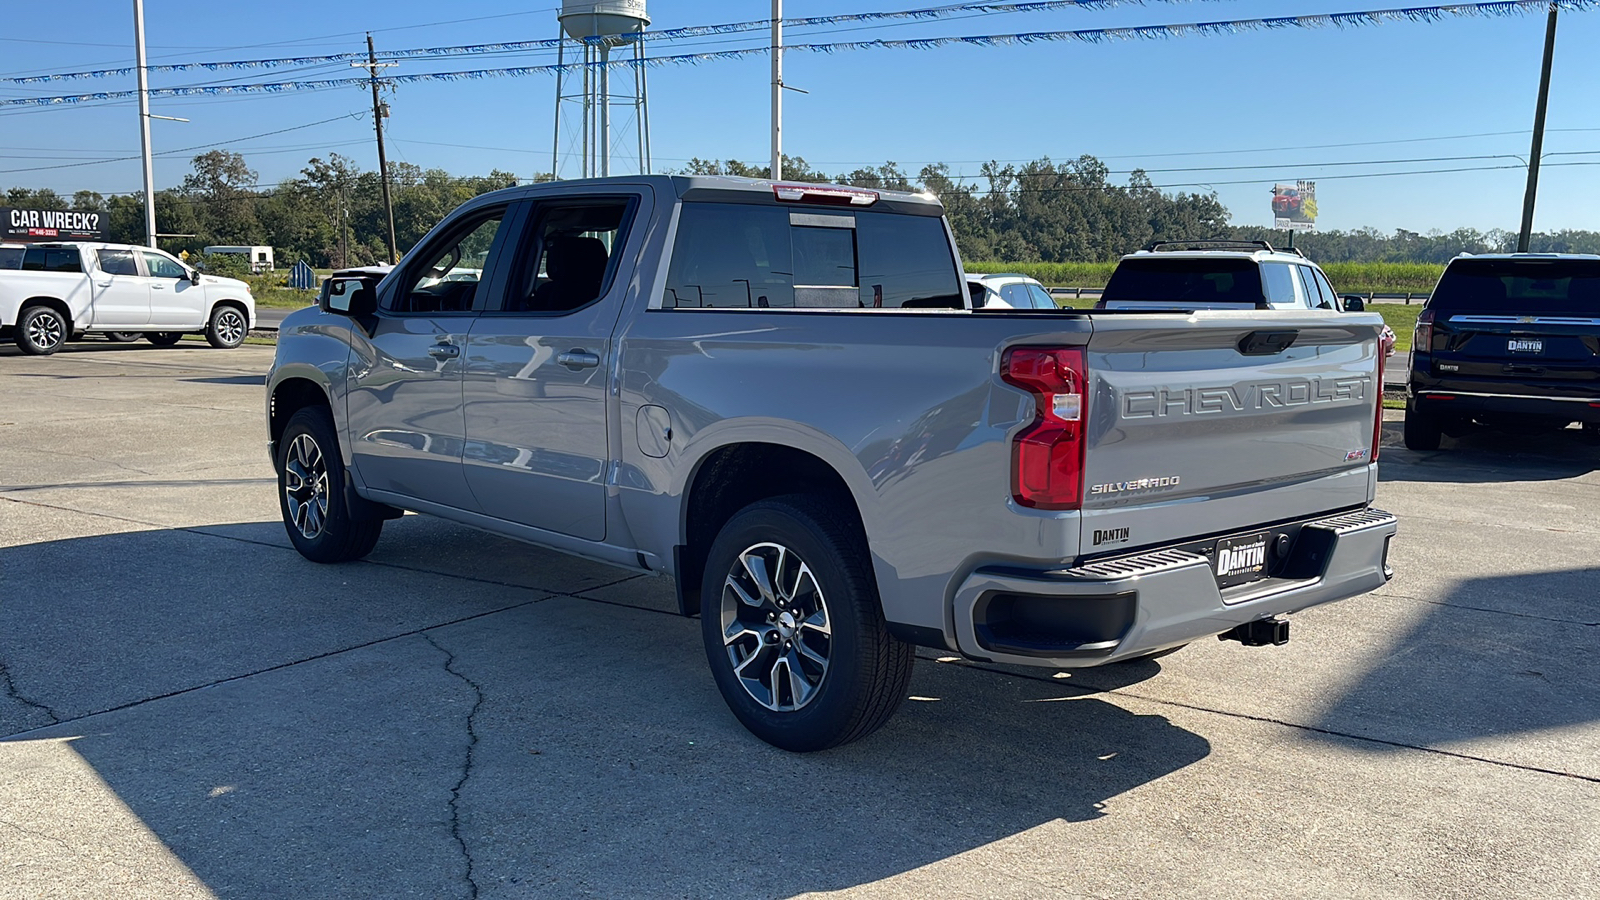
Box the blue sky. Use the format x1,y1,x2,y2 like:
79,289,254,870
1,1,1596,235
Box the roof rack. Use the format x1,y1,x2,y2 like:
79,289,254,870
1142,239,1303,258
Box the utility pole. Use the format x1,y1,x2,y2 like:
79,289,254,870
133,0,157,248
1518,3,1559,253
770,0,782,180
358,35,399,264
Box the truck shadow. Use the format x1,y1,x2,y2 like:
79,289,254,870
1,524,1211,898
1309,566,1599,756
1378,420,1600,483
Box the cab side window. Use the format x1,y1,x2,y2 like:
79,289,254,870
141,251,186,279
388,210,507,314
98,249,140,276
0,247,23,270
501,198,636,314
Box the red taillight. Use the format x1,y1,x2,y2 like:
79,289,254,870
1002,346,1087,510
1413,308,1435,354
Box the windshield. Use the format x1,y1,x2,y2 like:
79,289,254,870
1430,259,1600,314
1102,258,1263,305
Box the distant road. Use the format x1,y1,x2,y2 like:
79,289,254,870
254,305,309,331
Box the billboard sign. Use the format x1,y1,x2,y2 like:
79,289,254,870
3,207,109,242
1271,181,1316,232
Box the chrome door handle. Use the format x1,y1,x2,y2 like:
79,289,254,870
427,343,460,360
557,349,601,370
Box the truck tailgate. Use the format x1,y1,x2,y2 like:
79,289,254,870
1077,311,1383,557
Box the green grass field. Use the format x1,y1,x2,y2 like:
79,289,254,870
965,260,1444,297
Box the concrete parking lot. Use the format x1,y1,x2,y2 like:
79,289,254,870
2,342,1597,899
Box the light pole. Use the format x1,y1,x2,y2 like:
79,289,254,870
771,0,782,180
1518,3,1559,253
133,0,156,248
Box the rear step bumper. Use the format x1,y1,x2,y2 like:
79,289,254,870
951,508,1397,668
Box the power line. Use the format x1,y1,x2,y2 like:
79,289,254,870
0,112,365,175
9,0,1597,108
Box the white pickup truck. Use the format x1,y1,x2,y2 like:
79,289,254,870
0,241,256,354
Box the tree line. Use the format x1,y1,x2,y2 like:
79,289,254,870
7,149,1596,269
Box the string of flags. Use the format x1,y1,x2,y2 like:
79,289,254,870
5,1,1235,84
2,0,1595,106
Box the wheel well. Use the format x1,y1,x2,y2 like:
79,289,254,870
18,297,72,331
269,378,331,447
676,442,867,617
211,299,250,324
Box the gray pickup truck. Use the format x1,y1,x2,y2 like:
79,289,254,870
266,175,1397,751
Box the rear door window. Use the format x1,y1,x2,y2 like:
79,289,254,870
1295,265,1327,309
21,246,82,273
0,247,22,270
97,249,140,276
663,203,962,310
1431,259,1600,315
500,197,637,315
1260,263,1303,308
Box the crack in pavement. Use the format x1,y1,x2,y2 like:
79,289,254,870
1375,588,1600,627
423,634,483,900
0,817,74,851
0,655,60,726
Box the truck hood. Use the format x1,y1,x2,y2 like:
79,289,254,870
200,274,250,293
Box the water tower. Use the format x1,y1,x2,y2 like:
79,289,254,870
552,0,652,180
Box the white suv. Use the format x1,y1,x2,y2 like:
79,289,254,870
1097,240,1395,355
0,241,256,354
965,272,1058,310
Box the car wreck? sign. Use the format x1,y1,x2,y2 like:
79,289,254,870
3,206,109,242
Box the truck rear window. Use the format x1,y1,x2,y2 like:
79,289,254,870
1103,258,1263,305
1431,259,1600,313
663,203,963,310
0,247,22,270
21,246,82,273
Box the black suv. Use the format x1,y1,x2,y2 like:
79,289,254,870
1406,254,1600,450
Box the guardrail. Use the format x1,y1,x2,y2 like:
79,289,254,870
1046,288,1432,305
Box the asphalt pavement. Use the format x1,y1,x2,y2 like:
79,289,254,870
2,342,1596,899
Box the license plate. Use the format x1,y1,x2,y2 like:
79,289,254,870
1214,532,1270,588
1507,338,1544,354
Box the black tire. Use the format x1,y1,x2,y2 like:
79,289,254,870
1403,398,1442,451
146,332,184,347
205,304,248,349
14,306,68,355
104,332,141,343
701,495,914,752
277,406,383,563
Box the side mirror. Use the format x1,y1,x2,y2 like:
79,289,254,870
321,278,376,316
1342,295,1366,312
189,268,203,285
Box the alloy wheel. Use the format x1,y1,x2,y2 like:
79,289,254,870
216,309,246,345
720,542,833,712
283,433,330,539
27,312,64,351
